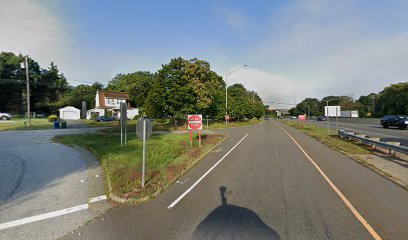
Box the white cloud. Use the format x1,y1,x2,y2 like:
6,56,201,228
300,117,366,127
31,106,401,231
246,0,408,102
228,68,316,109
0,0,70,71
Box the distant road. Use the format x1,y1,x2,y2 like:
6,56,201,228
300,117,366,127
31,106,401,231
62,120,408,240
306,118,408,146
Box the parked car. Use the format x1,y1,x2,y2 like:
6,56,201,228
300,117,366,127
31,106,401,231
264,116,270,120
290,116,297,119
0,112,12,120
317,115,327,121
277,116,283,119
380,115,408,129
95,116,115,122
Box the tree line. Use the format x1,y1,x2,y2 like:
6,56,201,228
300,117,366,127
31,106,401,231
289,82,408,117
0,52,265,121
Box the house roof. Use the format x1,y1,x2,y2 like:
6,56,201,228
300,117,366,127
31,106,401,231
98,90,130,108
59,106,80,112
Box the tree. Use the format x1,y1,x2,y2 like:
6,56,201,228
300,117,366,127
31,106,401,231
53,82,104,113
107,71,154,109
227,84,254,120
376,82,408,116
289,98,322,116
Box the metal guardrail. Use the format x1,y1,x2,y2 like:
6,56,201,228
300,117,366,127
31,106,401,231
338,129,408,155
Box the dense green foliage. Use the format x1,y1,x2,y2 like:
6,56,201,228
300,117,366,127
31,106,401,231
0,52,265,120
0,52,69,114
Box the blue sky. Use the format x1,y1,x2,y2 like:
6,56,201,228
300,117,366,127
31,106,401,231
1,0,408,107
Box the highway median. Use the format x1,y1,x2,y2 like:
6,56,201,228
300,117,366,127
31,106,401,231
55,132,225,204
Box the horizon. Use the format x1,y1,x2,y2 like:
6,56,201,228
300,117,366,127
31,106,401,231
1,0,408,108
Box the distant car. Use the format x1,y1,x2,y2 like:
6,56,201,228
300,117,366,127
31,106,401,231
95,116,115,122
264,116,269,120
290,116,297,119
277,116,283,119
0,112,12,120
317,116,327,121
380,115,407,129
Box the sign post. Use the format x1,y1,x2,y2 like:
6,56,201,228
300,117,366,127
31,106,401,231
188,114,203,148
136,118,152,188
225,115,229,126
82,101,87,134
120,102,128,147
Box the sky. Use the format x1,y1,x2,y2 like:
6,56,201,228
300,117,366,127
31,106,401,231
1,0,408,108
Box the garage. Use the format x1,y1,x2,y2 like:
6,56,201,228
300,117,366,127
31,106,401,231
59,106,81,120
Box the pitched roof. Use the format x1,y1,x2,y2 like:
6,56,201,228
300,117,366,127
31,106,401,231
98,90,129,99
98,90,130,108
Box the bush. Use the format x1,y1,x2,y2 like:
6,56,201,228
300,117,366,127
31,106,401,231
90,113,99,120
48,115,58,122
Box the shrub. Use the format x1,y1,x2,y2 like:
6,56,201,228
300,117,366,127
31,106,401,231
48,115,58,122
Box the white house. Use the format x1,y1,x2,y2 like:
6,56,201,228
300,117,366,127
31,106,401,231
59,106,81,120
87,90,139,119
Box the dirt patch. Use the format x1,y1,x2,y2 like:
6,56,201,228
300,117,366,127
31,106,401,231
165,164,185,182
188,148,201,158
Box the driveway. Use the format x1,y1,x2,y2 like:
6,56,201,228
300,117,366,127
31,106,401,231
0,128,111,240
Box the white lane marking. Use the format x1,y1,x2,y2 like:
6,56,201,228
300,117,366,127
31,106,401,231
0,195,107,231
176,179,189,184
167,134,249,209
0,204,89,231
274,122,382,240
89,195,107,203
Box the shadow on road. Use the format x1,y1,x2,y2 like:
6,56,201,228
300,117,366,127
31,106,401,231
192,186,281,240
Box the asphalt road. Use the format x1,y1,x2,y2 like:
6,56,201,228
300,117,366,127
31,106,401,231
0,128,110,240
306,118,408,146
62,120,408,240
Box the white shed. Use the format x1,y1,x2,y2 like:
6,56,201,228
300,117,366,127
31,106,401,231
59,106,81,120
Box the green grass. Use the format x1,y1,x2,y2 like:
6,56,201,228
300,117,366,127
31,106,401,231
55,133,224,201
100,118,262,133
279,120,370,155
0,118,53,131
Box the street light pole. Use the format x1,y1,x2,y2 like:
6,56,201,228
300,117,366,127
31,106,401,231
225,65,247,125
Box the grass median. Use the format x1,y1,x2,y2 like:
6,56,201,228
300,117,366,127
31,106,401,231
279,120,370,155
0,118,53,131
55,132,224,203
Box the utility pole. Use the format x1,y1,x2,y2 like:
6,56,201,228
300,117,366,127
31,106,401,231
24,56,31,127
326,100,329,134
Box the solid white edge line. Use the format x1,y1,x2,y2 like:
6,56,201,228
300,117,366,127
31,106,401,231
0,195,108,231
273,121,382,240
0,204,89,231
167,133,249,209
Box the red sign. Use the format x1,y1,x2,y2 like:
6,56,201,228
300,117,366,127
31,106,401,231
298,114,306,122
225,115,230,120
188,114,202,130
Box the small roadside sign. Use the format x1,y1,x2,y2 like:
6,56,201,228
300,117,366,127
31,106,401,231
298,114,306,122
136,119,152,140
188,115,202,130
225,115,230,120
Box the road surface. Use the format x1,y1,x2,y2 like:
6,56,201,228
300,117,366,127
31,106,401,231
306,118,408,146
0,128,110,240
61,120,408,240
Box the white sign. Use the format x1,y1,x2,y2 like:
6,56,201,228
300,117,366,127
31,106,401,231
325,106,341,117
